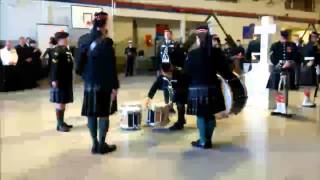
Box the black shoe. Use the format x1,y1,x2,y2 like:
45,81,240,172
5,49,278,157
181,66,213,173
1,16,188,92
191,140,212,149
63,122,73,128
57,124,70,132
91,142,99,154
169,122,184,131
98,143,117,154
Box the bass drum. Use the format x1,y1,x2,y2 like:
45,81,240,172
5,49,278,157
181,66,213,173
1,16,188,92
217,74,248,115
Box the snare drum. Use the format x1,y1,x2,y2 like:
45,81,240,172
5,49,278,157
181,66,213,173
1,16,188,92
146,103,169,126
217,74,248,115
120,105,142,130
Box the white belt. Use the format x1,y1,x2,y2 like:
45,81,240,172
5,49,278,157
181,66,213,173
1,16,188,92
304,57,315,61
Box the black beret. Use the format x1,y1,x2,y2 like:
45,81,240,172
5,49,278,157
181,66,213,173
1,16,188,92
94,11,108,20
29,40,37,44
196,25,209,33
280,30,289,39
54,31,69,40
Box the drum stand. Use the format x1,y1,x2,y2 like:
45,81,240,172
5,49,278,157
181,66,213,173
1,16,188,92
271,70,293,118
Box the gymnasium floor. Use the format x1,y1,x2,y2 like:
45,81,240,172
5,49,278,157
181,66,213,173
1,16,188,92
1,74,320,180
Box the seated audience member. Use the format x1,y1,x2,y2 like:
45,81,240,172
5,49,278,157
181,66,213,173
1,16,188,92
0,40,19,91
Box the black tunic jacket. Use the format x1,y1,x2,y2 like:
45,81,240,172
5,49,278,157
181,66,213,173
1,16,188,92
82,38,119,90
185,47,234,86
270,41,299,66
50,46,73,89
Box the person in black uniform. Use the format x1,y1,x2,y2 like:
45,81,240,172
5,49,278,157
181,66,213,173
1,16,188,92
148,29,188,131
16,37,38,89
185,25,235,149
299,32,319,107
267,30,299,116
80,12,118,155
29,40,42,81
124,40,137,77
50,32,74,132
75,23,92,76
42,37,57,77
15,37,31,90
246,35,260,71
292,34,304,89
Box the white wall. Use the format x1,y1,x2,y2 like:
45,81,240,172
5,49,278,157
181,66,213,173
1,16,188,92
0,0,108,46
0,0,319,49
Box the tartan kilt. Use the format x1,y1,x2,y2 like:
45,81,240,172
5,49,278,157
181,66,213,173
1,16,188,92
50,86,73,104
299,66,317,87
81,84,117,117
172,68,189,105
267,69,295,90
187,85,226,117
173,88,188,105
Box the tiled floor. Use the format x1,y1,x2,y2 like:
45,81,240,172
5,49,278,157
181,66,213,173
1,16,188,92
1,73,320,180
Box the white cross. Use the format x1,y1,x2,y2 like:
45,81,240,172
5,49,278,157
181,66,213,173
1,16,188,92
254,16,277,64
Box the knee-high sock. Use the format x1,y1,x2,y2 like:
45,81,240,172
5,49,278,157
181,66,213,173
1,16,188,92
205,117,216,142
177,104,186,124
88,116,98,145
56,109,65,126
304,89,311,97
98,118,110,144
196,116,206,144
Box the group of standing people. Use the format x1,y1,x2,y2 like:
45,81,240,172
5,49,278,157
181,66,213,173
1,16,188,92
267,30,320,116
0,37,42,91
50,11,236,154
50,11,119,155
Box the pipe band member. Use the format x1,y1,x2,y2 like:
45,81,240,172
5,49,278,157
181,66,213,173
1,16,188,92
80,11,119,155
124,40,137,77
50,32,74,132
267,30,299,116
147,29,188,131
185,25,235,149
299,31,320,107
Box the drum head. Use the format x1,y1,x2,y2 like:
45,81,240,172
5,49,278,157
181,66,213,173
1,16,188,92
218,76,233,114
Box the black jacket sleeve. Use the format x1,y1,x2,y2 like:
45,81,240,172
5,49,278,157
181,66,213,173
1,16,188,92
112,47,120,89
50,50,60,82
148,76,162,99
215,48,235,80
270,43,278,66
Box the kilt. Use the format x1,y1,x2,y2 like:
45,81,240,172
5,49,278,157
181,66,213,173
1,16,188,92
50,86,74,104
187,85,226,117
267,68,295,90
299,66,317,87
172,68,189,105
81,84,116,117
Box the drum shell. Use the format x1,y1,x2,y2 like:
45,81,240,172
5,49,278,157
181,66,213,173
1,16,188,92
120,105,142,130
217,74,248,115
146,104,169,126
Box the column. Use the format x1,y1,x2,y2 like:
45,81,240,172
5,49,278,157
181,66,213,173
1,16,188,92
180,17,186,44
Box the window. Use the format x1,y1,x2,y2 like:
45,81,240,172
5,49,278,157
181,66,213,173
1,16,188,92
285,0,315,12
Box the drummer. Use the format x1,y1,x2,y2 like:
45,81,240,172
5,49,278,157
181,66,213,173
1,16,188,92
146,29,188,131
185,25,235,149
299,32,319,107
